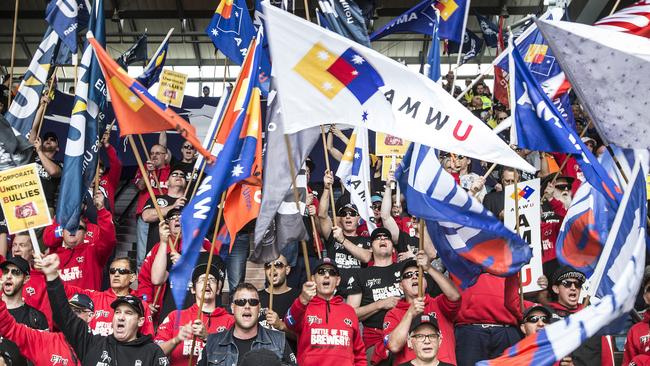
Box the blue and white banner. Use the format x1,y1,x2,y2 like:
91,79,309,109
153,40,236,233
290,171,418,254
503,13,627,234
45,0,84,54
317,0,371,47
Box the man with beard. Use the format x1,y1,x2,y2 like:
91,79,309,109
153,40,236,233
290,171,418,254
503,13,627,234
346,228,402,358
318,170,372,296
156,263,233,366
259,255,299,351
38,253,168,366
285,258,366,366
61,257,155,336
33,132,62,210
198,283,295,366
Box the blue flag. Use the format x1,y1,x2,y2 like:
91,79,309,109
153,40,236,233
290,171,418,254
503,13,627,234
447,29,483,65
317,0,371,47
475,13,499,48
45,0,82,53
510,45,622,209
316,8,333,30
136,30,172,88
426,13,441,82
370,0,467,42
56,0,106,232
170,30,264,312
396,143,532,288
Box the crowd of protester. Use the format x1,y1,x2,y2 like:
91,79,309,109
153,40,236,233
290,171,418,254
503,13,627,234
0,70,648,366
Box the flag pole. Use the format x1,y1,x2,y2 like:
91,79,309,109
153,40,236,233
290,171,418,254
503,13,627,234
187,191,227,366
268,268,275,312
320,126,338,224
128,135,166,222
482,162,498,180
309,215,323,259
455,64,494,101
450,0,472,90
303,0,311,21
417,220,425,298
34,72,58,139
7,0,19,108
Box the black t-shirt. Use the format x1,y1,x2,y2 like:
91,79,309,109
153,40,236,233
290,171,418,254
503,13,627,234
9,304,49,330
233,336,255,365
258,287,300,352
347,263,403,329
324,232,371,296
143,195,180,252
483,190,504,218
34,155,62,208
396,231,418,255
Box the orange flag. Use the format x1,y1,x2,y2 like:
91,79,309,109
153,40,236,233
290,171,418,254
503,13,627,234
87,34,213,161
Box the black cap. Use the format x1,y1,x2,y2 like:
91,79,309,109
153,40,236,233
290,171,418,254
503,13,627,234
0,257,30,276
400,259,418,276
409,314,440,334
68,293,95,312
192,262,225,284
42,131,58,142
166,207,182,220
311,257,339,276
110,295,145,316
337,203,358,216
304,157,315,173
170,164,190,177
370,227,392,242
521,303,552,321
551,266,586,285
541,175,575,191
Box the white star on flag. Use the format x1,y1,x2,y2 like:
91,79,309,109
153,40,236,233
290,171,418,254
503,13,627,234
354,152,360,159
211,28,218,36
317,50,330,61
231,164,244,177
129,95,138,104
321,81,333,91
351,54,365,65
351,70,358,76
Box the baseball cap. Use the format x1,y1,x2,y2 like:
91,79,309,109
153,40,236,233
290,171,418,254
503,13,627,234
521,303,552,321
192,261,225,284
311,257,339,276
551,266,586,285
68,293,95,312
0,257,30,276
337,203,358,216
42,131,58,142
110,295,145,316
166,207,182,220
581,136,596,145
400,259,418,277
371,195,382,203
370,227,391,242
409,314,440,334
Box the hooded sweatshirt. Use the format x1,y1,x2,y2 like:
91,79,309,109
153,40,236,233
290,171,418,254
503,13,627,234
623,311,650,365
47,277,167,366
0,299,78,366
285,295,366,366
155,303,234,366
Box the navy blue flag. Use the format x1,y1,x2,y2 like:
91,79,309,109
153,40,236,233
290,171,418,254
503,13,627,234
426,13,441,81
316,8,333,30
317,0,371,47
56,0,106,232
136,29,171,88
447,29,483,64
510,45,622,209
370,0,467,42
475,13,499,48
396,143,532,288
45,0,82,53
116,34,148,69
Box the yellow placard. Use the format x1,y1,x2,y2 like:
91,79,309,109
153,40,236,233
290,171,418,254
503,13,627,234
156,69,188,108
0,164,52,234
375,132,410,156
381,156,403,181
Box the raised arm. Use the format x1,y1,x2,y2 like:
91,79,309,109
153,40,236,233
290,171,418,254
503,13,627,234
151,222,171,286
332,227,371,264
417,250,460,302
326,130,343,162
317,170,334,239
380,174,400,243
33,137,61,177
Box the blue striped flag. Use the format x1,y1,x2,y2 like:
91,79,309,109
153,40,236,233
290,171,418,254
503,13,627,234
136,29,172,88
396,143,532,288
45,0,82,53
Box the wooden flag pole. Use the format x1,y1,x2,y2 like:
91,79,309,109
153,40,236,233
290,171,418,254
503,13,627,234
187,191,227,366
33,70,58,139
309,215,322,259
303,0,311,21
320,126,338,224
128,135,165,222
482,162,498,180
268,268,275,311
7,0,19,108
417,220,425,298
137,134,162,189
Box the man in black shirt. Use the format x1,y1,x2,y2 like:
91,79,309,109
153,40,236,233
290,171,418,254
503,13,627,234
398,315,453,366
33,132,62,210
347,227,402,357
259,255,300,351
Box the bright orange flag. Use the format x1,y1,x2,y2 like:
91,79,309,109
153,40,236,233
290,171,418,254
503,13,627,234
87,34,213,160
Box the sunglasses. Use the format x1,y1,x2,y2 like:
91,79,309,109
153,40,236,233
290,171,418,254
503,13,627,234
554,184,572,191
525,315,550,324
316,268,339,276
109,268,132,275
71,307,93,315
3,268,24,276
264,261,286,270
340,210,359,217
78,225,87,231
373,234,390,241
401,271,420,280
182,145,194,150
232,298,260,307
410,333,440,342
559,280,582,289
170,172,185,177
167,215,181,222
372,204,382,210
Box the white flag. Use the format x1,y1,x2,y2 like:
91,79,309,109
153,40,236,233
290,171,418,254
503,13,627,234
336,126,376,232
262,3,534,173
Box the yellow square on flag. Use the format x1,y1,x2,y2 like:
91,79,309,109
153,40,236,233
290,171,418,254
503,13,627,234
110,76,144,112
524,44,549,64
341,133,358,162
437,0,458,21
293,42,345,99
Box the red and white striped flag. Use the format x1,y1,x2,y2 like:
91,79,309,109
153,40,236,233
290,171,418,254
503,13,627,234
594,0,650,38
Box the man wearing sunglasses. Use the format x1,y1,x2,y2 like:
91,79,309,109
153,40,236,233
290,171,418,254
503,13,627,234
156,263,233,366
383,255,461,366
58,257,154,336
400,315,453,366
199,283,295,366
517,304,574,366
284,258,366,366
548,266,586,319
259,256,299,351
33,131,62,211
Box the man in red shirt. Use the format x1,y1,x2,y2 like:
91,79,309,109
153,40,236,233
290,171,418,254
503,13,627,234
42,190,116,290
284,258,366,366
383,254,461,366
624,275,650,365
155,262,233,366
97,130,123,213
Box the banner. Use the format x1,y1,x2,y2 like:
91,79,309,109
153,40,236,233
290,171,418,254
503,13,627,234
381,155,402,181
504,179,542,293
0,164,52,234
375,132,410,156
156,69,188,107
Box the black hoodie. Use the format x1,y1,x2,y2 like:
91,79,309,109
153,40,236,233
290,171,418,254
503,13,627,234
47,277,168,366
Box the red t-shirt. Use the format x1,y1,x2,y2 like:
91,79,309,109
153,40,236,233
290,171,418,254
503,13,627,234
134,165,170,215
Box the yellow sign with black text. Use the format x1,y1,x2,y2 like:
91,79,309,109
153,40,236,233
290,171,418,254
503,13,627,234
0,164,52,234
156,69,188,107
375,132,410,156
